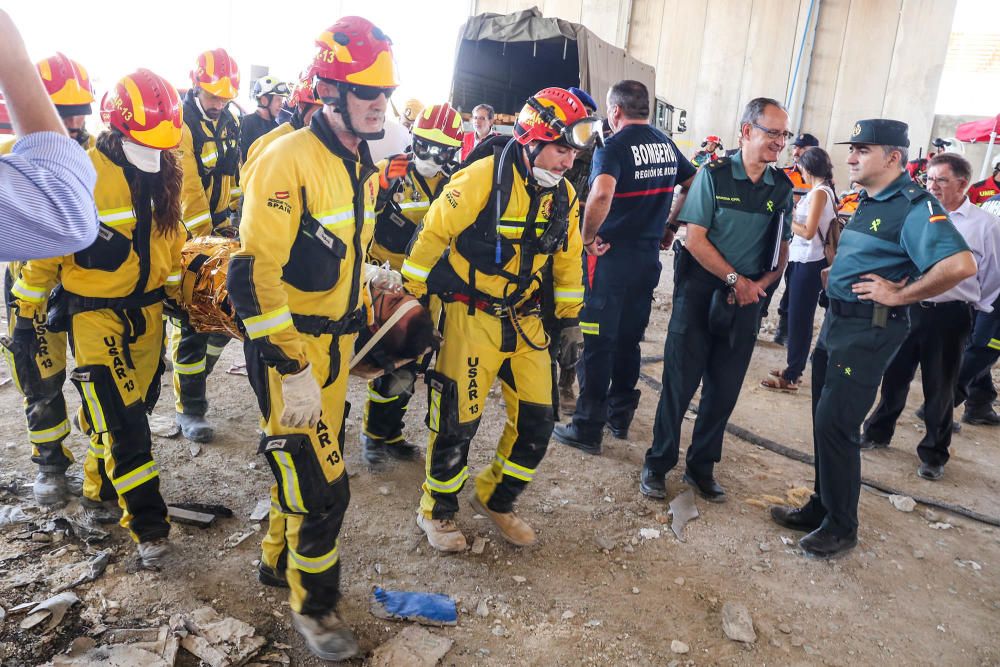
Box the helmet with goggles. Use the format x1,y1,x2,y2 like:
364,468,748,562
311,16,399,140
513,87,600,150
252,76,290,101
412,103,463,166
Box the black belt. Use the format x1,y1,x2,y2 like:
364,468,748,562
918,300,968,309
291,310,365,337
829,298,905,320
64,287,165,315
443,291,541,318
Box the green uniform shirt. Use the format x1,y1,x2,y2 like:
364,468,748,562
826,172,970,302
679,150,794,276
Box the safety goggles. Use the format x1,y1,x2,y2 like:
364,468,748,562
344,83,395,101
413,138,458,165
270,82,291,96
526,97,602,150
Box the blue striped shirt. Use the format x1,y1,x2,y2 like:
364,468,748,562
1,131,97,261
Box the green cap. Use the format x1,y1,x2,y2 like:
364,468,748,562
836,119,909,147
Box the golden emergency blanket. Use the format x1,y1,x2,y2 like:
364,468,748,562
178,237,243,340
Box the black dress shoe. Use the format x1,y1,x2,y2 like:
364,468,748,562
258,563,289,588
639,466,666,499
384,438,420,461
607,423,628,440
859,435,889,450
770,505,823,532
682,472,726,503
552,423,602,455
799,527,857,559
962,406,1000,426
917,462,944,481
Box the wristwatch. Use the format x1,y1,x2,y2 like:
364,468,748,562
725,272,739,287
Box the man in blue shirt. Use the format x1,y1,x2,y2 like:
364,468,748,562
553,80,696,455
770,119,976,558
0,9,96,260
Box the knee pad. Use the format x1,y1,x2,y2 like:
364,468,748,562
516,401,554,447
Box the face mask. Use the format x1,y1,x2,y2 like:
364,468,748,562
122,140,162,173
532,166,563,188
413,156,440,178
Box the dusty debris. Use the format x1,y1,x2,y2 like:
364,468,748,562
470,537,488,555
174,606,266,666
18,591,79,633
889,495,917,512
929,522,953,530
226,362,248,376
721,602,756,643
670,639,689,654
52,549,111,594
668,489,699,541
249,498,271,522
147,414,181,438
224,531,257,549
189,443,203,457
167,505,216,528
52,636,172,667
955,559,982,571
0,504,30,526
369,625,453,667
785,487,812,506
638,528,661,540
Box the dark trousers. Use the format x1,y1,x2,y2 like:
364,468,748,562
573,244,660,438
782,259,826,382
644,257,762,480
865,302,973,465
802,308,909,537
955,304,1000,411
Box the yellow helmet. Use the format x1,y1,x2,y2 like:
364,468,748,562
401,98,424,124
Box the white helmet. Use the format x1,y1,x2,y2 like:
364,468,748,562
252,76,290,101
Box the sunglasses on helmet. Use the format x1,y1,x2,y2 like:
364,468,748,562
526,97,603,150
413,138,458,165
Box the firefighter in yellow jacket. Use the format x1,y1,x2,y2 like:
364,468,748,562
169,48,242,443
9,70,185,567
1,53,95,506
361,102,463,467
401,88,595,552
226,17,395,662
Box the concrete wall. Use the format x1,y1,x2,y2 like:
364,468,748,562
469,0,956,188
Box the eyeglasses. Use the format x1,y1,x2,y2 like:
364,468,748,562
344,83,395,101
750,122,793,141
925,176,958,185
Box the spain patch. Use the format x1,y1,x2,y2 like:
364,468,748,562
274,191,289,200
929,214,947,223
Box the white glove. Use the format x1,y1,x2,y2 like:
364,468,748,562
279,364,322,428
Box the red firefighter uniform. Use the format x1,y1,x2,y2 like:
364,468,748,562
969,174,1000,206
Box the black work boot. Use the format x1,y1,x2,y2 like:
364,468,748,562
799,527,857,559
607,389,641,440
552,422,602,455
258,562,289,588
639,466,666,499
770,505,823,532
962,405,1000,426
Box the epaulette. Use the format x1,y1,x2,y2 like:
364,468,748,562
705,157,731,171
772,166,794,187
901,184,930,202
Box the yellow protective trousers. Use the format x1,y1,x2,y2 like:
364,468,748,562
245,332,353,617
3,270,73,472
69,304,170,543
168,319,229,415
420,300,554,520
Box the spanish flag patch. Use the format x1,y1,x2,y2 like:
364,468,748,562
929,214,948,223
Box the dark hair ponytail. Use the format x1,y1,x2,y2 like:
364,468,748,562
798,146,838,206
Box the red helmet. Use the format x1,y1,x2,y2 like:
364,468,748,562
312,16,399,88
107,69,183,150
191,49,240,99
98,90,113,125
514,87,598,149
412,103,463,148
289,69,321,108
702,135,722,148
36,53,94,117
